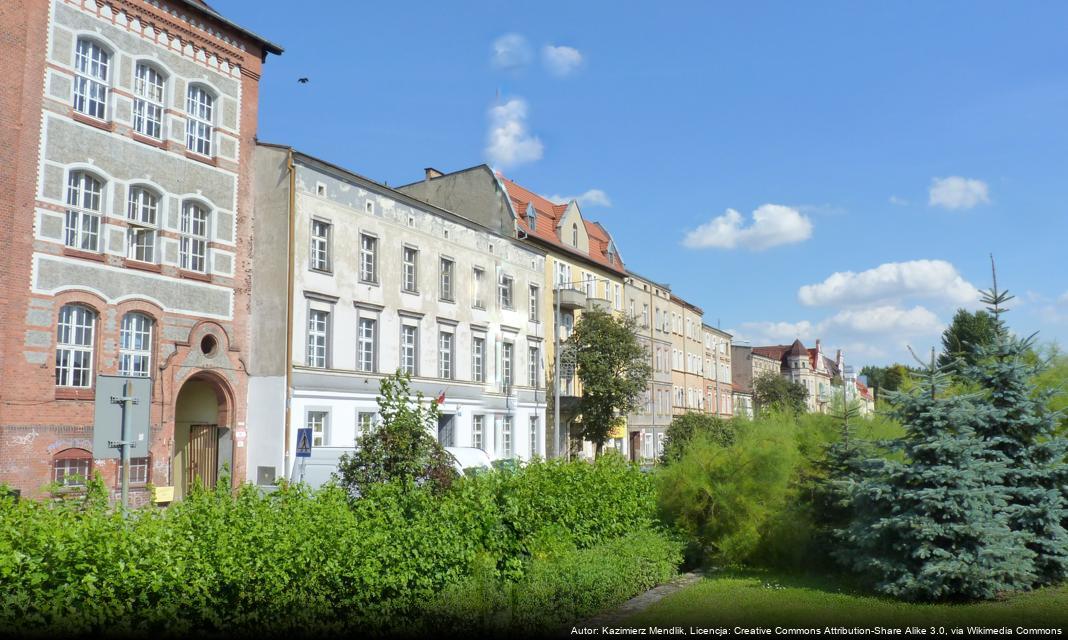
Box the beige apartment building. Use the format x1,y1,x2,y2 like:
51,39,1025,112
669,294,705,415
702,324,733,418
624,270,673,461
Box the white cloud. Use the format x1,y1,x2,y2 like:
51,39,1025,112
823,305,943,335
889,195,909,206
1060,291,1068,303
682,204,813,251
549,189,611,208
542,44,583,76
485,98,544,169
928,176,990,210
798,259,980,308
492,34,532,70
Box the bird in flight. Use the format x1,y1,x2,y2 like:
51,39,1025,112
298,77,309,84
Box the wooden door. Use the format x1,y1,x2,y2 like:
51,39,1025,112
187,424,218,492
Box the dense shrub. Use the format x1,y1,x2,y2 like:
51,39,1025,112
659,412,736,465
0,455,665,636
413,528,684,635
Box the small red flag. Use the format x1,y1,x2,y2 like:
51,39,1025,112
435,391,445,405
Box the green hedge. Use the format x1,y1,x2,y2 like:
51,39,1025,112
0,455,668,635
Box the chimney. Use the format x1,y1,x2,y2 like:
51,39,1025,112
815,339,821,353
424,167,443,182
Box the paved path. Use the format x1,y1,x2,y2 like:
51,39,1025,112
565,571,704,632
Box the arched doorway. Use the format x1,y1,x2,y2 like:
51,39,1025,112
173,374,233,499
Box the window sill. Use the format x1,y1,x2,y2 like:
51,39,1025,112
62,247,106,262
439,297,456,304
71,111,114,132
184,151,217,166
309,267,333,276
401,288,420,296
131,132,166,149
179,269,211,282
55,387,94,400
359,279,380,287
123,258,162,273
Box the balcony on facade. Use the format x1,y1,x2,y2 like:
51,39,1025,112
554,287,586,311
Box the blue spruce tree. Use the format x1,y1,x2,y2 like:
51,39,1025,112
840,348,1035,601
964,258,1068,586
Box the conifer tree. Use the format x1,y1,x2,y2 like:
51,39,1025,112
839,348,1035,601
964,258,1068,586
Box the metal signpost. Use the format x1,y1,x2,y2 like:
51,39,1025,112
93,376,152,512
295,427,312,483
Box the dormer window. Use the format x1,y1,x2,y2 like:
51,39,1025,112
571,223,578,245
527,204,537,231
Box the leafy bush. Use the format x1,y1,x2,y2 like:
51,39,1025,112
657,414,799,566
660,412,736,465
0,455,664,635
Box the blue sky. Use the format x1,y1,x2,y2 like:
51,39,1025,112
215,0,1068,365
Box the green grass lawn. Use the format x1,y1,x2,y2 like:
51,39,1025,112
624,569,1068,631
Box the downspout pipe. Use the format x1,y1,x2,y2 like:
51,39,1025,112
283,149,296,479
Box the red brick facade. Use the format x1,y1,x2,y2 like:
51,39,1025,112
0,0,276,501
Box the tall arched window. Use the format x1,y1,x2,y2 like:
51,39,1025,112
179,201,210,273
133,63,165,139
119,312,153,377
186,85,214,156
53,448,93,487
74,38,109,119
56,304,96,388
571,223,578,245
64,171,103,251
126,186,158,263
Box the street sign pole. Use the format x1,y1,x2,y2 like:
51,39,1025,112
108,380,138,512
294,427,312,484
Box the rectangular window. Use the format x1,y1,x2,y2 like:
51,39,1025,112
185,86,214,156
133,63,164,139
118,457,149,485
306,310,329,368
472,415,485,450
357,412,375,440
65,172,103,252
528,345,539,388
502,342,514,388
400,325,418,375
615,284,622,310
310,220,331,272
529,415,539,458
528,285,539,322
119,313,152,377
55,305,95,388
307,411,328,447
498,274,514,310
179,202,209,273
357,317,376,372
359,234,377,283
643,304,650,328
502,416,514,458
73,39,109,120
472,267,485,309
439,331,454,379
472,336,485,383
439,258,454,301
403,247,418,292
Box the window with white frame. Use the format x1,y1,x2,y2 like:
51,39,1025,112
472,415,485,450
614,283,622,310
54,449,93,487
400,325,418,375
133,63,164,138
357,411,376,439
64,171,103,252
472,336,485,383
528,285,539,322
571,223,578,246
126,186,158,263
357,317,376,372
555,261,572,289
307,411,328,447
119,312,152,377
529,415,539,457
472,267,485,308
179,201,209,273
439,257,454,301
501,342,514,388
528,345,539,388
498,273,514,310
310,219,331,272
185,85,214,156
359,234,377,283
502,416,513,458
306,310,329,368
119,456,149,485
584,274,594,298
403,247,418,292
438,330,454,379
643,304,650,328
73,39,109,120
55,305,95,388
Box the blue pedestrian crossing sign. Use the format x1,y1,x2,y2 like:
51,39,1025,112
295,428,313,458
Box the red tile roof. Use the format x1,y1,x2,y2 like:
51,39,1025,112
497,174,626,275
855,379,873,400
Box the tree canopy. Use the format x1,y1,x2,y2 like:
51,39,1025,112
753,373,808,415
938,308,999,369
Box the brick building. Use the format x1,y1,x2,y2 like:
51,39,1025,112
0,0,280,500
